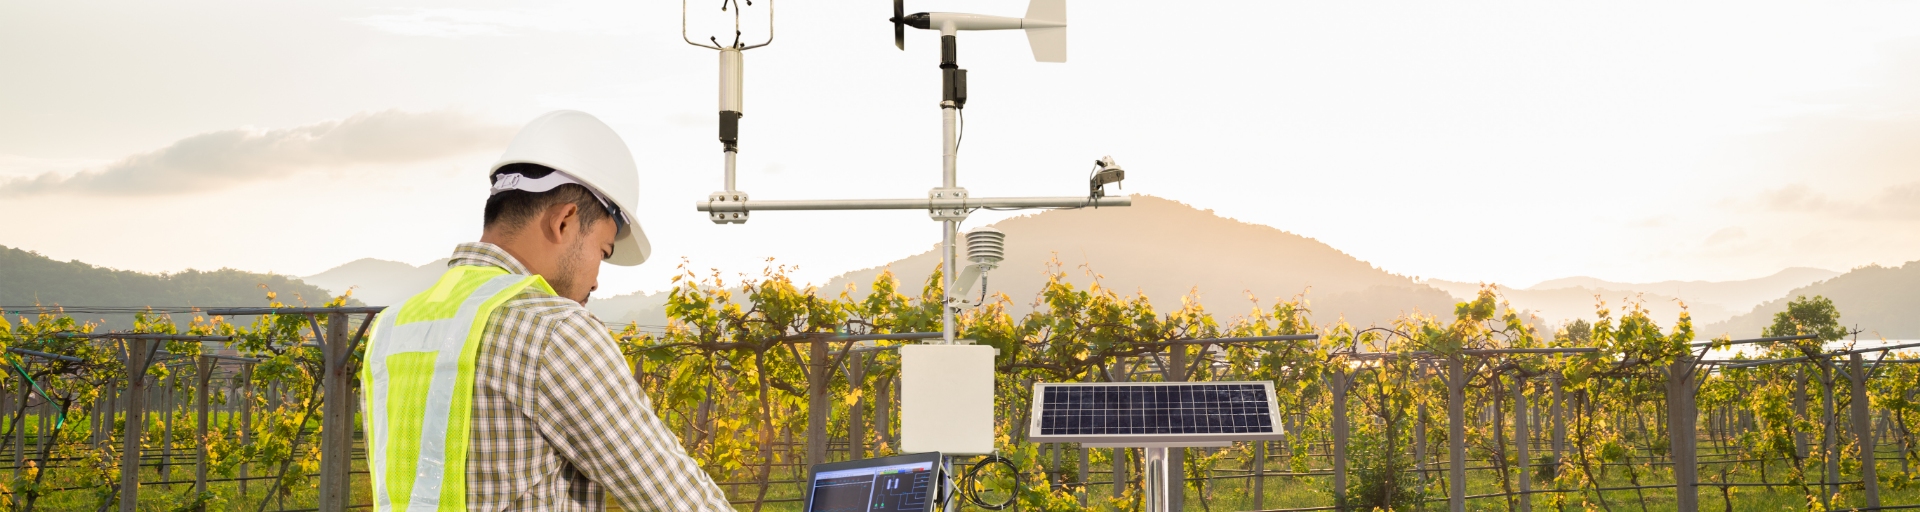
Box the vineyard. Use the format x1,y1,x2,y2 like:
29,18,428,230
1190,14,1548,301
0,261,1915,511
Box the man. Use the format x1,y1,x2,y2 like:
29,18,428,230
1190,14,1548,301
359,110,733,511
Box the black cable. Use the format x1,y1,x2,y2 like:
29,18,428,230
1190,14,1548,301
960,454,1020,510
956,107,965,155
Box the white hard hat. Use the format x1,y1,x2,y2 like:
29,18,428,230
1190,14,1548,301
489,110,651,266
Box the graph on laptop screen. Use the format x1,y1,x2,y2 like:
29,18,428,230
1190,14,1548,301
806,460,935,512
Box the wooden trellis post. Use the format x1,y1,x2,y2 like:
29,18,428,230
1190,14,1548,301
1821,362,1839,508
805,337,831,466
120,338,150,512
847,352,868,461
1667,354,1697,512
1447,357,1465,512
162,370,175,480
1330,364,1347,509
240,363,253,500
1416,399,1429,487
1513,376,1531,512
1848,353,1879,509
1794,371,1809,458
319,310,356,510
195,356,214,497
1551,376,1565,467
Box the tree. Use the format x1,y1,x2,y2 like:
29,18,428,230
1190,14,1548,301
1762,295,1845,342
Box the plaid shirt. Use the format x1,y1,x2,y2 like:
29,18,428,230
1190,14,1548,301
447,242,733,511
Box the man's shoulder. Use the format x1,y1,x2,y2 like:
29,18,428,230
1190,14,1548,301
496,286,601,326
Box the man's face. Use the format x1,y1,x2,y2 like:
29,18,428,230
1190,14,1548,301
550,214,619,305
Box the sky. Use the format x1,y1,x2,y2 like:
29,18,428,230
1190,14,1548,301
3,1,1920,300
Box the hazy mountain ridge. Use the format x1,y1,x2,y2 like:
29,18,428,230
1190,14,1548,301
0,244,351,330
1425,279,1737,327
1704,260,1920,339
820,195,1458,327
1526,267,1840,311
301,256,668,326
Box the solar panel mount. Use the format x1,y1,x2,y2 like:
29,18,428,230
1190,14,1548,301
1027,381,1285,448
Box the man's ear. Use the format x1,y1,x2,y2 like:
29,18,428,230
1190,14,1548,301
542,202,581,244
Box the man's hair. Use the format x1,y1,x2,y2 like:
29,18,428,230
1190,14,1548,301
483,163,610,232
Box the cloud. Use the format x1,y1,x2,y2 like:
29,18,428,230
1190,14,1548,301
1703,227,1747,246
0,110,511,197
1755,181,1920,220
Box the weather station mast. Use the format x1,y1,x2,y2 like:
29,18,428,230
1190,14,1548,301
682,0,1130,505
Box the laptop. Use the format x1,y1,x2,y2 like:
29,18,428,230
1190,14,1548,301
801,452,943,512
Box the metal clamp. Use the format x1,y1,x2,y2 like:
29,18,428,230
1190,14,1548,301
928,187,969,221
708,191,750,224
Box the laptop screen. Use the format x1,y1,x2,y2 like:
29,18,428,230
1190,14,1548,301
806,459,937,512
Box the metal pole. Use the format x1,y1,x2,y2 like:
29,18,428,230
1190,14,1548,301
942,220,956,344
318,312,354,510
120,338,149,512
1253,440,1266,510
1143,446,1169,512
1078,443,1090,507
1167,348,1187,512
1850,353,1879,509
1448,358,1465,512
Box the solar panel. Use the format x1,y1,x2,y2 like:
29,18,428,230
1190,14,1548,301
1028,381,1285,446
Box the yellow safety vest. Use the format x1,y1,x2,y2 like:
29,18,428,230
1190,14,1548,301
359,266,550,512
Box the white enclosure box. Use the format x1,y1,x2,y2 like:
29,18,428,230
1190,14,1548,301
900,344,996,455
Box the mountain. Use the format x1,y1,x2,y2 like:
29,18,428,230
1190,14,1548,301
302,257,450,307
1424,279,1735,328
1704,260,1920,339
1527,267,1839,312
820,195,1457,327
302,257,668,326
587,290,669,328
0,244,349,330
